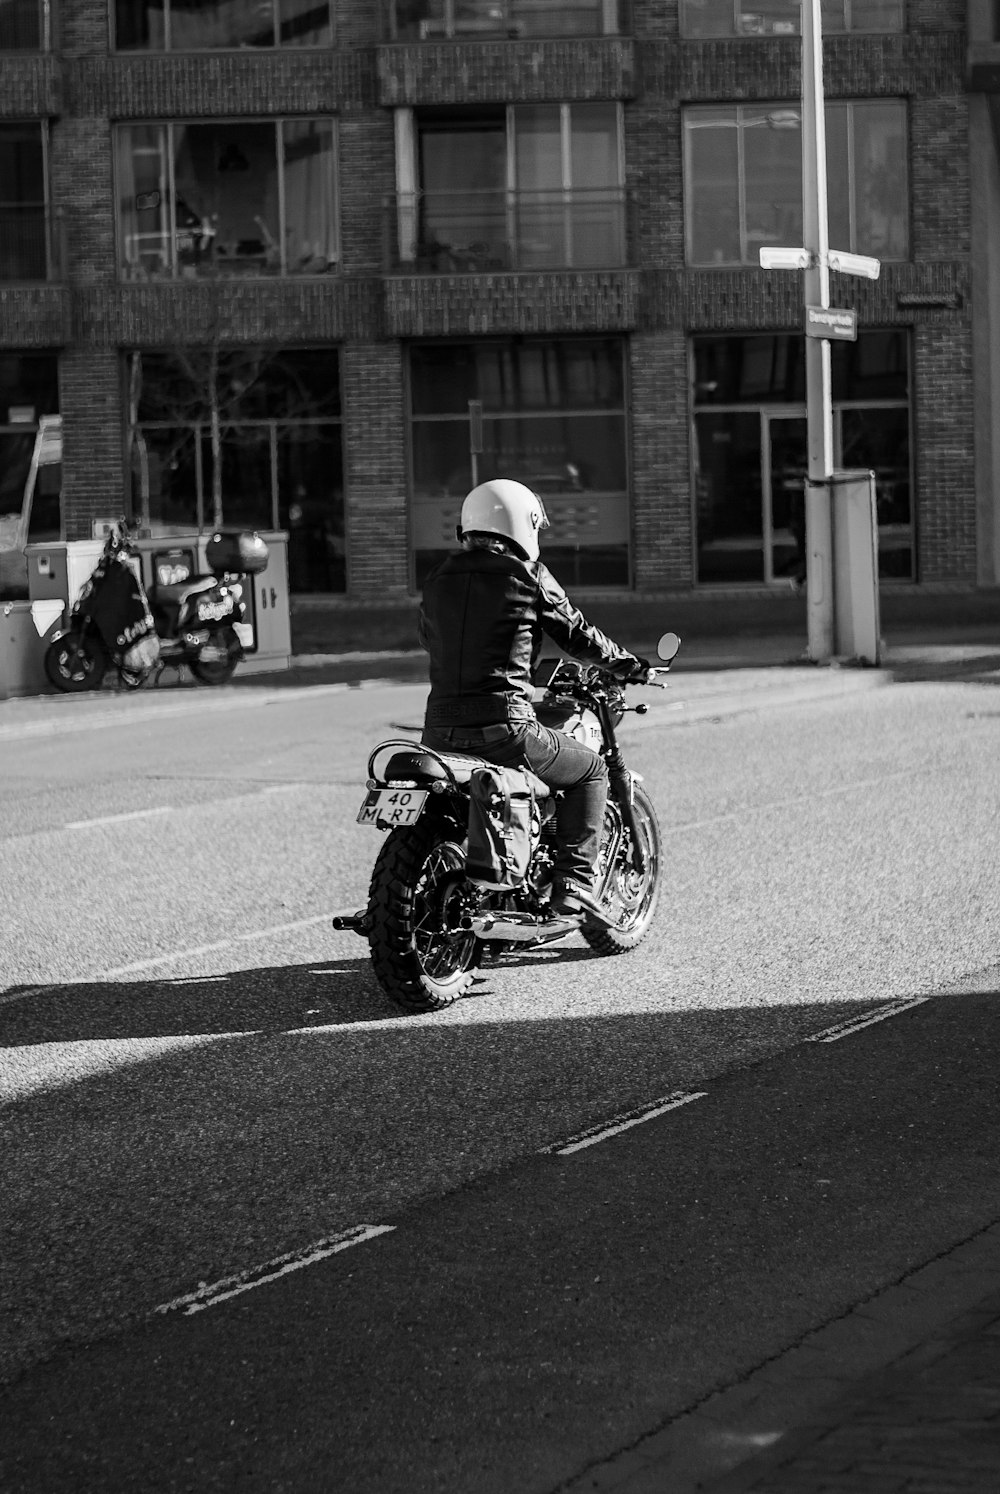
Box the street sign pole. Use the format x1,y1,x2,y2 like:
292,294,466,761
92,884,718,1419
801,0,835,662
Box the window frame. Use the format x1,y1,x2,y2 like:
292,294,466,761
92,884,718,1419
114,117,341,281
399,102,626,272
112,0,333,52
0,120,53,282
678,0,904,38
682,99,910,268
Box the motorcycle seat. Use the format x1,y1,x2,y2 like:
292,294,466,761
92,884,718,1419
384,748,550,799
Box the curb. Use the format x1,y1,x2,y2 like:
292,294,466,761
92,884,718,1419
558,1220,1000,1494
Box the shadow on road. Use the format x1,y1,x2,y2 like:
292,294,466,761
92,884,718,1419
0,945,597,1044
0,983,998,1494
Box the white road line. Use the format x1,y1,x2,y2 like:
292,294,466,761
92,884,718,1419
0,913,334,1007
154,1225,396,1317
64,806,173,830
804,997,930,1043
544,1091,708,1156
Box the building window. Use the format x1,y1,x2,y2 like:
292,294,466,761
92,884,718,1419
680,1,903,36
115,120,339,280
391,103,626,273
0,123,52,281
691,332,912,585
684,101,909,266
408,337,630,588
0,353,60,600
115,0,332,49
390,0,629,40
127,348,345,593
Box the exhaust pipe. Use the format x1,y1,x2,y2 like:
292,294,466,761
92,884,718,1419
332,909,370,935
462,911,582,943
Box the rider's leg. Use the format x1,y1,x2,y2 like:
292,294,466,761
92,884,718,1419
421,720,607,898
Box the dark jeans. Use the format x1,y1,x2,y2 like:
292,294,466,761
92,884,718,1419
422,718,607,887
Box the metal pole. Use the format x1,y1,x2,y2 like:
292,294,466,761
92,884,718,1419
801,0,835,661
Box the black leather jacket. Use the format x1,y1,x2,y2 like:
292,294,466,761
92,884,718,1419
419,547,646,728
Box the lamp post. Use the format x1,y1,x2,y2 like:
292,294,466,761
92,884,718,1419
759,0,880,663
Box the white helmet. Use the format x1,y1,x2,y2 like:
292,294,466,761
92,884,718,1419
459,479,550,562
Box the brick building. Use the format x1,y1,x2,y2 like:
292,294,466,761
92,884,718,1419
1,0,996,643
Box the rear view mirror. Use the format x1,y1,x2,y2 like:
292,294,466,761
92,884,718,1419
656,631,681,663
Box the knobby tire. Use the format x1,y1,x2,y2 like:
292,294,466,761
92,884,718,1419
367,818,482,1013
583,784,662,955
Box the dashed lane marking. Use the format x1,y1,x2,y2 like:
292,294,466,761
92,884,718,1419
542,1091,709,1155
154,1225,397,1317
60,783,308,833
0,913,334,1007
64,806,173,830
804,997,930,1043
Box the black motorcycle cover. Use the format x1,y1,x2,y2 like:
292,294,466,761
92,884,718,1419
85,554,157,653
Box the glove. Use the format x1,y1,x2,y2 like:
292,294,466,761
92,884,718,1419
626,657,652,684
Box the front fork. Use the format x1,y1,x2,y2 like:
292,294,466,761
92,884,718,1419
601,715,646,876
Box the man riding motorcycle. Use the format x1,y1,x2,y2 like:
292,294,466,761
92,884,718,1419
418,478,651,920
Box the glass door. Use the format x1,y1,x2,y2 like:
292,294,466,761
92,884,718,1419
765,412,808,585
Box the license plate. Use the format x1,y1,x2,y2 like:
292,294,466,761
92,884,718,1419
357,788,428,827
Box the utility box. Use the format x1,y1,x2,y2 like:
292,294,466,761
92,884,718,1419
25,539,106,617
0,600,64,699
829,469,882,666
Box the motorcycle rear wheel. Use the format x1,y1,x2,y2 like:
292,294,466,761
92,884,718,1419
583,785,661,955
190,626,240,686
367,820,483,1013
44,631,107,692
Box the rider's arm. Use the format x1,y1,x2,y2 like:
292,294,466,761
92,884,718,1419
536,563,648,681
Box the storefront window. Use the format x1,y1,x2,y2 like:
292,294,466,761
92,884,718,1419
116,120,339,280
692,333,912,583
128,348,345,593
0,353,60,599
680,1,903,36
684,101,909,266
409,338,630,588
115,0,331,50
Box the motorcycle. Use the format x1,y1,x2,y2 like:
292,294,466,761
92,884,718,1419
44,520,267,692
333,631,681,1013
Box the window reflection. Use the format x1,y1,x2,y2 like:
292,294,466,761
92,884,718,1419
684,101,909,267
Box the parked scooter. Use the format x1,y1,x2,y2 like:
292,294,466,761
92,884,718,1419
44,519,267,691
334,631,681,1013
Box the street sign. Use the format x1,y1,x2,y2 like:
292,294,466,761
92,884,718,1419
805,305,857,341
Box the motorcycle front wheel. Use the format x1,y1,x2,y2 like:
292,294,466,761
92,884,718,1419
190,626,240,686
583,784,661,955
366,819,483,1013
44,631,107,693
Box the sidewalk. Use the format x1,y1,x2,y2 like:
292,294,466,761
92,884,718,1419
562,1222,1000,1494
2,620,1000,740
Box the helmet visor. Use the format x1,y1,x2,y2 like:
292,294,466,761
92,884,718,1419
534,496,550,532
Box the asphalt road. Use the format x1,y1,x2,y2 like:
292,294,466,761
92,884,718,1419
1,666,999,1489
